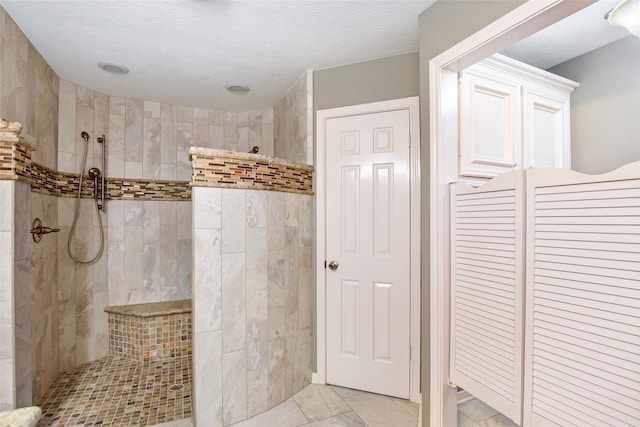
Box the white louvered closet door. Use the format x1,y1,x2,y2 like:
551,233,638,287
450,170,525,425
523,163,640,427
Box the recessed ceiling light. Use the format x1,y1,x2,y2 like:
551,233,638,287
225,84,250,94
97,61,129,74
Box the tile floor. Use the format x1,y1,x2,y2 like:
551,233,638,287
152,389,520,427
37,355,191,426
457,398,518,427
39,361,518,427
36,351,419,427
153,384,419,427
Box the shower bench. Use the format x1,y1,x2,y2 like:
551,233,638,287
104,299,192,364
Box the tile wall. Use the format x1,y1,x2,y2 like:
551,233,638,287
274,71,313,165
0,180,15,411
193,187,313,426
57,80,276,373
1,4,313,413
0,136,35,409
0,181,32,410
30,192,59,403
0,7,60,406
57,80,110,372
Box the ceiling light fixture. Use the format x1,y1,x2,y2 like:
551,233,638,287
606,0,640,37
97,61,129,74
225,84,250,95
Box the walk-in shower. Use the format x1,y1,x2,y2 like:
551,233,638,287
67,131,106,264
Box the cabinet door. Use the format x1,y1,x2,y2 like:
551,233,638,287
459,71,521,178
522,88,571,169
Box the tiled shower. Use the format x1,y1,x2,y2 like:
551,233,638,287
0,6,314,426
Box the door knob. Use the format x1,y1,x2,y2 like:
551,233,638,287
328,261,339,271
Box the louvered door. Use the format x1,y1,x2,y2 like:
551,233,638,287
523,163,640,427
450,170,525,424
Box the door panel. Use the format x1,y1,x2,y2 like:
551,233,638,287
340,280,360,357
373,163,393,254
325,109,411,399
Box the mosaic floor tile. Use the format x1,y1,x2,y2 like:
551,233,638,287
36,355,191,427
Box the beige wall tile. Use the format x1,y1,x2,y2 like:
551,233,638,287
274,72,311,165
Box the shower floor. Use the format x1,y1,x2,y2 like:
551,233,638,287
36,355,192,426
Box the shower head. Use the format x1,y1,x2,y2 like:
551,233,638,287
81,131,90,142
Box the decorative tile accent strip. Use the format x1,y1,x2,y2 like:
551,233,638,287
0,139,16,177
106,300,192,365
190,147,314,194
0,132,192,201
107,178,191,201
0,135,34,181
1,122,312,200
6,153,192,201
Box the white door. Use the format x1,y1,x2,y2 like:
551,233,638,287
325,109,411,399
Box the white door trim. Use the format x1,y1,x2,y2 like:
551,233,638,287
315,96,421,403
429,1,595,426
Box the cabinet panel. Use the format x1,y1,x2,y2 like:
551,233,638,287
459,71,521,178
523,88,571,169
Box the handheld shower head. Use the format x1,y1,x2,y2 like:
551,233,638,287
81,131,90,142
88,168,103,210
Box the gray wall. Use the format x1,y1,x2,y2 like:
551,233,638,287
549,36,640,175
313,52,419,111
418,1,526,424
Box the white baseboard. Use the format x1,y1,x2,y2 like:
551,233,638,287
311,372,323,384
457,389,475,405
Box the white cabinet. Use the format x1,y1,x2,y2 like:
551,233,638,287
459,54,577,179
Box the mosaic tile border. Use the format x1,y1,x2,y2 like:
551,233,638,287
190,147,314,195
1,136,191,201
1,135,314,200
0,134,33,180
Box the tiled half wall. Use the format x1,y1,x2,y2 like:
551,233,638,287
192,186,313,426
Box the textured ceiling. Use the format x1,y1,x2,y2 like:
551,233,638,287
501,0,630,70
0,0,434,111
1,1,632,112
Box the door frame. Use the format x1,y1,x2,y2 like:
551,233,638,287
429,1,595,425
315,96,421,403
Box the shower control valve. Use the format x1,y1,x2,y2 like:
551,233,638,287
30,218,60,243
